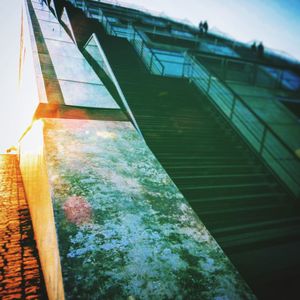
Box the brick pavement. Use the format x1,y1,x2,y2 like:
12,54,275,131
0,155,47,299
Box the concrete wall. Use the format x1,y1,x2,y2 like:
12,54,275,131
19,120,65,300
36,117,254,300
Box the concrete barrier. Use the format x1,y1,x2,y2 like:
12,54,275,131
19,120,65,300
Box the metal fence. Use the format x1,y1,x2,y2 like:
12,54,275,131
183,54,300,197
68,0,300,198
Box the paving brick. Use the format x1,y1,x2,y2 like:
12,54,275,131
0,155,47,299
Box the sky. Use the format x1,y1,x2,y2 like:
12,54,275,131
118,0,300,60
0,0,299,151
0,0,22,152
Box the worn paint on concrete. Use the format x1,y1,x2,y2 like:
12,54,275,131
42,118,255,300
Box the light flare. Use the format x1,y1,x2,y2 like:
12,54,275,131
20,120,44,155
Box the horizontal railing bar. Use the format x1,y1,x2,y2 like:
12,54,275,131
69,0,300,196
187,54,300,161
152,50,186,58
190,57,300,196
194,50,300,73
132,27,164,74
156,60,187,65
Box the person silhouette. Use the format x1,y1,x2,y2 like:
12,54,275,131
198,21,203,33
203,21,208,34
257,42,264,58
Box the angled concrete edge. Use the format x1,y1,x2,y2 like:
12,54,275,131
19,121,65,300
18,117,255,299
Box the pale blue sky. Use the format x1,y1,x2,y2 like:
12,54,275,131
0,0,21,152
119,0,300,60
0,0,299,151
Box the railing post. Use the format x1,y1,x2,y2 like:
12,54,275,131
150,55,153,73
207,75,212,94
99,9,103,22
190,64,194,79
181,64,185,78
222,58,227,80
140,41,144,56
259,127,268,155
183,62,188,78
278,70,284,89
252,64,258,86
133,28,136,41
84,3,88,16
182,52,188,78
230,95,237,119
190,64,194,80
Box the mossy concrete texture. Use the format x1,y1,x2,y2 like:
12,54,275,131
28,117,256,300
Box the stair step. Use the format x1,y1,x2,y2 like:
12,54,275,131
212,216,300,236
217,223,300,250
189,191,286,205
69,14,300,299
181,182,279,199
165,164,263,176
197,204,296,230
172,173,271,186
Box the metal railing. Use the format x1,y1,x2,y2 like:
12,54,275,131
68,0,300,197
96,8,119,36
195,52,300,91
183,54,300,197
151,49,189,78
131,29,164,75
71,0,164,75
82,1,119,36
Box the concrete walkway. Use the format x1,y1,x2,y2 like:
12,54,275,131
0,155,46,299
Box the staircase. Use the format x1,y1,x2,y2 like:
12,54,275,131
0,155,46,299
84,26,300,298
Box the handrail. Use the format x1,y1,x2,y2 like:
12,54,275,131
186,54,299,160
71,0,117,36
67,0,300,196
130,27,165,75
153,49,185,58
90,5,119,36
145,32,299,81
193,50,300,73
71,0,300,67
184,54,300,196
75,0,165,75
75,0,300,78
101,13,118,36
194,52,300,92
77,0,300,158
149,49,189,78
222,92,300,124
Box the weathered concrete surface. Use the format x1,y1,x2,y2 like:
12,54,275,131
19,121,64,300
34,117,255,300
0,155,46,299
